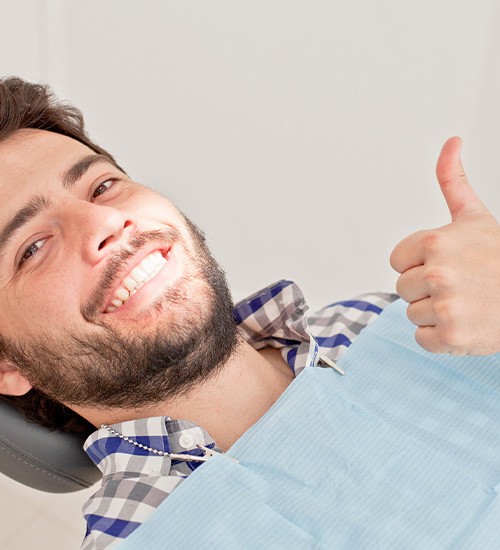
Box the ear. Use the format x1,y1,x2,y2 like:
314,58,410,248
0,361,32,396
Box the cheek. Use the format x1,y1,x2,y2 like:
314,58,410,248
129,189,184,225
9,271,84,336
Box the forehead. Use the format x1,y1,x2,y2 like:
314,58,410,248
0,129,94,204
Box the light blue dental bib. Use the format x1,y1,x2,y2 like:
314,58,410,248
119,300,500,549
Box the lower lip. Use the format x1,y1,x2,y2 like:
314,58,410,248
105,247,179,316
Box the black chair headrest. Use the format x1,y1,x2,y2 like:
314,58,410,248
0,399,101,493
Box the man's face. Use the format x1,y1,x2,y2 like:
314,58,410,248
0,129,238,408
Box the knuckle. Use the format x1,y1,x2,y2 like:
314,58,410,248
422,231,445,255
434,322,463,349
433,299,456,322
415,311,468,353
433,299,450,320
423,266,449,291
428,298,467,350
415,328,439,353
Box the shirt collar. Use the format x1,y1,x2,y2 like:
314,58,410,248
234,279,322,371
84,417,215,475
234,279,310,347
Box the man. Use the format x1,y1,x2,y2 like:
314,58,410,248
0,78,499,549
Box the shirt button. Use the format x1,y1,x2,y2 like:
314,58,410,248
179,434,196,449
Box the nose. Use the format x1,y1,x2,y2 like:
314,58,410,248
70,201,135,265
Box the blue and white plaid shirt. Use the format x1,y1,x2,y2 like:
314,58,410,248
81,280,397,549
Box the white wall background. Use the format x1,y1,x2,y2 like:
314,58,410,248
0,1,499,547
4,0,500,308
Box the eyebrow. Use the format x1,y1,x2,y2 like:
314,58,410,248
62,154,117,189
0,154,119,265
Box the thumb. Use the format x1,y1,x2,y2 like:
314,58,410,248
436,136,489,221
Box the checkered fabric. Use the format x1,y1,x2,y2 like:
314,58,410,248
82,417,215,549
81,280,397,549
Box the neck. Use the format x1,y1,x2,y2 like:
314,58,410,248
73,341,294,451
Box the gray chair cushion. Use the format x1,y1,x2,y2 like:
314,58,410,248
0,400,101,493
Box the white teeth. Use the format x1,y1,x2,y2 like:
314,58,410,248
131,266,149,281
140,256,157,273
105,250,168,313
123,277,137,292
115,287,130,302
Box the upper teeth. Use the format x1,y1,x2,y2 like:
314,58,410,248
105,250,167,313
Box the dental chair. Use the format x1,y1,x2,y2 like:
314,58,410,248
0,398,100,492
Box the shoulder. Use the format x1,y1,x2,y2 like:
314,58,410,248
81,471,184,549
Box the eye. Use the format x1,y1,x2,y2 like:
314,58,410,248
92,178,115,199
20,238,47,265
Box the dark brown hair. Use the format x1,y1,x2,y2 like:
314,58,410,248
0,77,117,433
0,77,115,160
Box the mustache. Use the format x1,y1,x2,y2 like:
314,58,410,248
81,228,179,321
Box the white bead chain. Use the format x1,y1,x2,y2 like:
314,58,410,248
100,424,211,463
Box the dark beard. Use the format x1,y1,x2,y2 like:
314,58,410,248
2,218,239,408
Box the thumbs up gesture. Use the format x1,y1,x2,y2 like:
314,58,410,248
390,137,500,355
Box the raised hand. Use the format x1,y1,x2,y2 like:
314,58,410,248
390,137,500,355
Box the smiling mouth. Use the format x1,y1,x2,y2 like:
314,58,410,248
104,250,168,313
